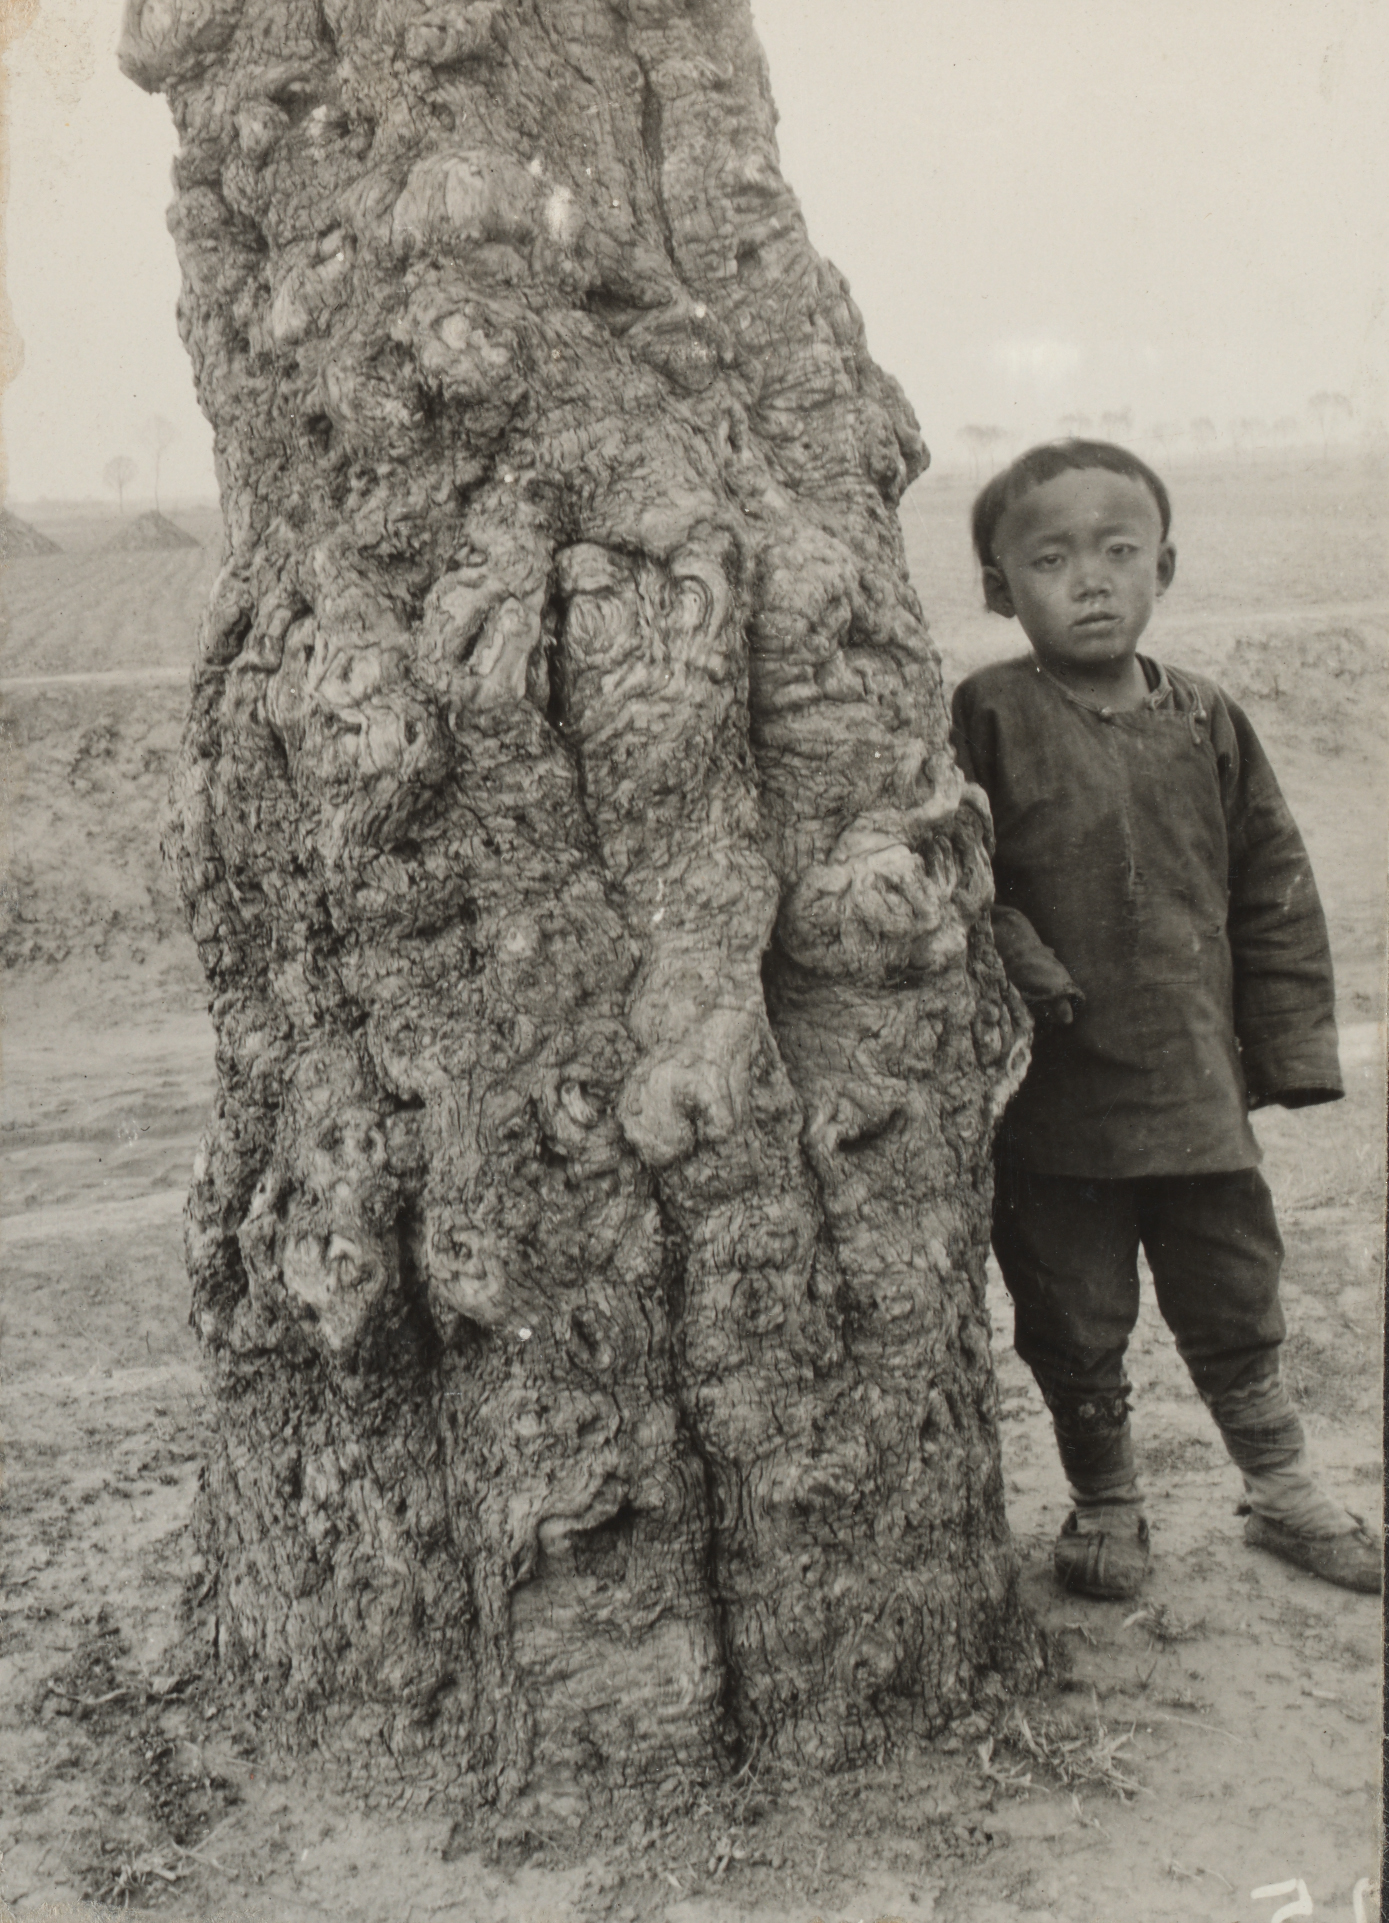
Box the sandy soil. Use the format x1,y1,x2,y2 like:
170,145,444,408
1,463,1383,1923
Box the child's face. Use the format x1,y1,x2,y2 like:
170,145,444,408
982,469,1176,677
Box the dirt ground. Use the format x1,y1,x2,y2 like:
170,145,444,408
1,461,1383,1923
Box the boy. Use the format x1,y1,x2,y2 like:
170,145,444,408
951,439,1380,1598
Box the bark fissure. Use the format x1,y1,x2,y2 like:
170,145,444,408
634,51,678,270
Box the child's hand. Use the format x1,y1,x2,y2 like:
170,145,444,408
1030,991,1083,1029
989,908,1084,1022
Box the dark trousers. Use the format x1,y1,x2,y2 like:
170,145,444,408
992,1142,1303,1490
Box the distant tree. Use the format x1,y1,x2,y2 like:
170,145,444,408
1229,417,1266,458
1190,417,1219,454
102,455,138,514
1057,412,1092,437
1099,408,1133,439
1308,391,1353,457
1149,422,1185,459
958,423,1008,479
1271,416,1301,444
141,415,177,512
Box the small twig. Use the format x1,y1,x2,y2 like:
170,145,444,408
1141,1711,1244,1743
172,1841,228,1873
1168,1860,1235,1893
170,1810,238,1874
1069,1793,1110,1839
46,1683,135,1708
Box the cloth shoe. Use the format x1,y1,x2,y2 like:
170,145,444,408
1053,1505,1151,1600
1242,1509,1381,1594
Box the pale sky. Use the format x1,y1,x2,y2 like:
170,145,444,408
3,0,1386,503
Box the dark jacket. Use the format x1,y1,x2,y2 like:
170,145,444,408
951,654,1342,1177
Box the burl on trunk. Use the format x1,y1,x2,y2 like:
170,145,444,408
123,0,1036,1804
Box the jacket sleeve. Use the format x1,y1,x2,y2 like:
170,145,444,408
950,679,1085,1011
989,906,1087,1009
1215,692,1343,1108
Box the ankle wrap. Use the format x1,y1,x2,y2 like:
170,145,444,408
1206,1374,1304,1474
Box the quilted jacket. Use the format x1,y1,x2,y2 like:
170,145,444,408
951,653,1343,1177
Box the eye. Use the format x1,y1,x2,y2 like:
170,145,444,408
1107,541,1139,558
1032,552,1064,571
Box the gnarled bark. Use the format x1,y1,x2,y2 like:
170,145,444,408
125,0,1036,1803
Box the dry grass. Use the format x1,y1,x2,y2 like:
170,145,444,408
87,1826,232,1911
1121,1602,1206,1649
986,1701,1145,1801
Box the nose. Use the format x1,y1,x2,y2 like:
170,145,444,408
1072,553,1111,599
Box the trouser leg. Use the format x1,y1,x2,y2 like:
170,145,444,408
992,1143,1144,1511
1136,1166,1287,1405
1140,1171,1355,1535
1049,1416,1142,1512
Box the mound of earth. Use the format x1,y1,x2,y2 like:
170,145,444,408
0,508,61,558
103,510,200,551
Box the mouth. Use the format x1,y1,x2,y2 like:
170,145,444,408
1073,612,1120,629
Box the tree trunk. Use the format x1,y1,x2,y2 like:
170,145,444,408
123,0,1036,1804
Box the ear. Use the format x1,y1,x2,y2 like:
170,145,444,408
1155,541,1177,597
982,565,1016,619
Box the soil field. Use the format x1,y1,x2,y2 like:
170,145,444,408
0,460,1383,1923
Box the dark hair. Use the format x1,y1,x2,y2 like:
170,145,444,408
971,439,1172,568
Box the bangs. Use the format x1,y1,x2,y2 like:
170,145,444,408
972,440,1172,566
